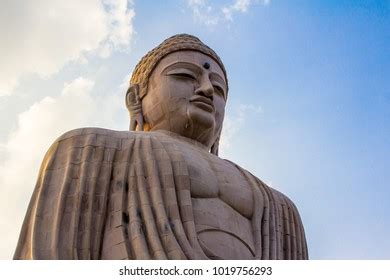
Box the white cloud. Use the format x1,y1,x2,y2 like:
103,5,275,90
0,77,126,259
220,104,262,150
187,0,270,25
104,0,135,48
0,0,135,96
223,0,270,21
187,0,219,26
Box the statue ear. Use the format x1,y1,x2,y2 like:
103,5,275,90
125,84,144,131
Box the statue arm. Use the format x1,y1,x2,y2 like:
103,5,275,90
14,128,132,259
267,188,309,260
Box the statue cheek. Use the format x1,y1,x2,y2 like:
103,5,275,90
167,79,196,99
143,103,165,127
214,99,225,121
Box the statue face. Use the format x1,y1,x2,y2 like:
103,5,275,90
141,50,227,148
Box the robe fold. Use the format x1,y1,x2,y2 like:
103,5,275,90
14,127,308,260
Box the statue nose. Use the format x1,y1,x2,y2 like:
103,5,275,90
195,77,214,99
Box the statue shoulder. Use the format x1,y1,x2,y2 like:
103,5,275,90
49,128,161,152
55,127,134,142
272,186,299,211
38,128,160,178
267,186,300,210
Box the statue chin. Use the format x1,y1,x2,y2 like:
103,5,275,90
186,106,216,146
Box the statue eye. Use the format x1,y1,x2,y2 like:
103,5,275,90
213,84,225,96
166,68,197,80
173,72,196,80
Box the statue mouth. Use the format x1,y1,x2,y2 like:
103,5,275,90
189,96,214,112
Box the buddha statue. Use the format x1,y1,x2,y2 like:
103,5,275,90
14,34,308,260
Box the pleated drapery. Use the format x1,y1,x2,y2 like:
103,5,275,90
14,128,308,260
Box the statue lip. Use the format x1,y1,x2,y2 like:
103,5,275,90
189,95,214,112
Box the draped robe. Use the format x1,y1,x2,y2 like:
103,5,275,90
14,127,308,259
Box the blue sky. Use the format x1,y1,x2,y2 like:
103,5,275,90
0,0,389,259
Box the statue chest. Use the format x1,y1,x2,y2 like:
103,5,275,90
179,147,254,216
179,147,256,259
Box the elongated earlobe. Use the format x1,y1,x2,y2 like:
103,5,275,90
125,84,144,131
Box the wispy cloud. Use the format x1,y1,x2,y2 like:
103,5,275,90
223,0,271,21
0,0,135,96
220,104,262,151
187,0,219,26
186,0,270,26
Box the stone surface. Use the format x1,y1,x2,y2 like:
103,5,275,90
14,34,308,260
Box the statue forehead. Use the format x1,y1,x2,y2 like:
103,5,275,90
153,50,226,82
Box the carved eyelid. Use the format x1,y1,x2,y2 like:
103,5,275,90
166,68,197,79
211,80,226,99
211,83,220,90
209,73,226,93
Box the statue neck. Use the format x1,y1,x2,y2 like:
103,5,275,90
152,129,211,152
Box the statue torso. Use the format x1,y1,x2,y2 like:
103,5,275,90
15,128,307,260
